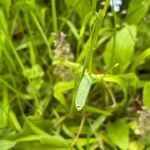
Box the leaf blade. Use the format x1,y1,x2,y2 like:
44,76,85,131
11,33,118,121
107,119,129,150
103,25,137,73
0,140,16,150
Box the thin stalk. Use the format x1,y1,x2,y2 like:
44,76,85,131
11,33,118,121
51,0,58,32
110,0,117,68
30,12,52,59
104,82,117,106
71,116,86,147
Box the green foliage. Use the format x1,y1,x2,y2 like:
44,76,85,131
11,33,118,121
126,0,150,24
0,0,150,149
107,119,129,150
54,81,74,105
64,0,91,21
103,25,137,73
0,140,17,150
143,82,150,109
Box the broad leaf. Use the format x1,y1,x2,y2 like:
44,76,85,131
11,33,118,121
107,119,129,150
103,25,137,73
126,0,150,25
54,81,74,105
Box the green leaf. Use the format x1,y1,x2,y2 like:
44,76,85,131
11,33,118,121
23,121,69,147
0,9,7,47
0,89,9,128
75,73,92,111
66,19,79,40
103,25,137,73
9,110,22,132
64,0,91,21
131,48,150,71
103,73,138,103
54,81,74,105
77,0,109,63
126,0,150,24
15,134,69,148
60,18,79,39
103,75,127,97
90,116,106,132
0,0,11,17
107,119,129,150
23,64,44,79
0,140,16,150
143,82,150,109
85,105,111,116
129,141,143,150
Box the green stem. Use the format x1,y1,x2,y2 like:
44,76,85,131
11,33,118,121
51,0,58,32
31,12,52,59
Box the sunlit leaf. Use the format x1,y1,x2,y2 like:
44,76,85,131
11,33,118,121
0,140,16,150
103,25,137,73
126,0,150,24
107,119,129,150
131,48,150,71
23,64,44,79
54,81,74,105
129,141,143,150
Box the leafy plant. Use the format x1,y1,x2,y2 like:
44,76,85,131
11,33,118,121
0,0,150,149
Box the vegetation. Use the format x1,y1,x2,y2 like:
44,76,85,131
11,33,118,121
0,0,150,149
